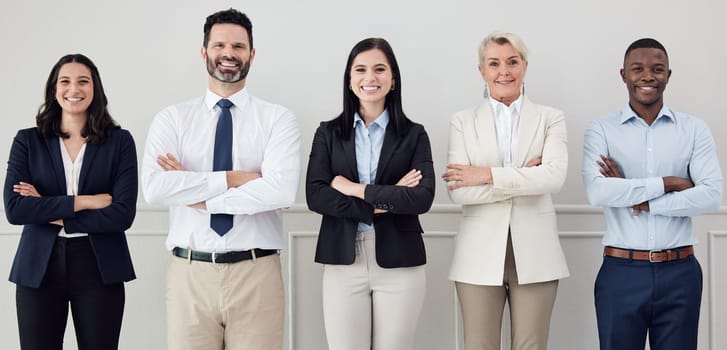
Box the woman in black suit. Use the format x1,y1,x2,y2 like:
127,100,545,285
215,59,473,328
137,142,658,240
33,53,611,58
306,38,435,350
3,54,137,350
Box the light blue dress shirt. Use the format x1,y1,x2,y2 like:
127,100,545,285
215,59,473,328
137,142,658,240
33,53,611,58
354,110,390,232
583,104,723,250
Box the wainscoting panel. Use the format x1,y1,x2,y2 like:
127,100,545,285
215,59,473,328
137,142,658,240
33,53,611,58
0,204,724,350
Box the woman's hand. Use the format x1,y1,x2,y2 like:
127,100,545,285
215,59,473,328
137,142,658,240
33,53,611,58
13,182,40,197
396,169,422,188
74,194,113,211
331,175,366,199
442,164,492,190
13,182,63,224
525,156,542,167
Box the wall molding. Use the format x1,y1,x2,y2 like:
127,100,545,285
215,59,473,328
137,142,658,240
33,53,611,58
128,203,727,215
2,203,726,216
708,230,727,350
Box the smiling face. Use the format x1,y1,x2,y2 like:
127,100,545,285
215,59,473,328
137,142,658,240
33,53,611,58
55,62,94,117
479,42,527,105
202,23,255,85
348,48,393,109
621,47,670,110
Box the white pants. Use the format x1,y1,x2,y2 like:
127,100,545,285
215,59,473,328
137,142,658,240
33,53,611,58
322,230,426,350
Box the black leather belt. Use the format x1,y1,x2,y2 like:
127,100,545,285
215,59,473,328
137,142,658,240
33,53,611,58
172,247,277,264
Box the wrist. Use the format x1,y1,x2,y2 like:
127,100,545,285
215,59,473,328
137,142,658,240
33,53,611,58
482,167,493,185
346,183,366,199
73,196,86,212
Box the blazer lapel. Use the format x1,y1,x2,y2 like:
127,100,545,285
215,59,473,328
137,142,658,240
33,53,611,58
513,97,541,166
473,104,502,166
375,123,400,184
78,142,98,193
43,137,67,193
340,130,359,182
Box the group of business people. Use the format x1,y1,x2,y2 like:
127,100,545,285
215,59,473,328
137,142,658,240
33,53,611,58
3,7,723,350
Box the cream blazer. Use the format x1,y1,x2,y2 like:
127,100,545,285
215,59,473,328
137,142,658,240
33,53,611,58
447,97,570,285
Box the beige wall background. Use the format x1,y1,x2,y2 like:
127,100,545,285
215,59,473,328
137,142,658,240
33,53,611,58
1,0,725,349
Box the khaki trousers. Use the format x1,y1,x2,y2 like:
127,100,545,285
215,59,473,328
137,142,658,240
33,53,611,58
166,252,284,350
322,230,426,350
456,235,559,350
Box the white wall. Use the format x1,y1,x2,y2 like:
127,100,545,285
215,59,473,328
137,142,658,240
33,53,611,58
1,0,725,349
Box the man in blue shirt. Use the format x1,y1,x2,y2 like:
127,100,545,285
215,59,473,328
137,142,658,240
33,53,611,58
582,38,723,350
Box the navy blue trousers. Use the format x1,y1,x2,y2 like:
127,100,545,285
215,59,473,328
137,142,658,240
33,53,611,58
16,237,125,350
595,254,702,350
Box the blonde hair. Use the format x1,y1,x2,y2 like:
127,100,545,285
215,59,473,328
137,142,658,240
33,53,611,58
478,31,528,66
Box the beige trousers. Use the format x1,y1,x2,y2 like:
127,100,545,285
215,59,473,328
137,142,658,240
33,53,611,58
166,252,284,350
456,235,559,350
322,230,426,350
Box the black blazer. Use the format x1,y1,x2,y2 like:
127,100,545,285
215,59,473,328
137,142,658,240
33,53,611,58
306,118,434,268
4,127,137,288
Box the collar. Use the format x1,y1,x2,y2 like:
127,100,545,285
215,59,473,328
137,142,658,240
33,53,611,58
353,109,390,129
619,104,675,125
488,95,523,115
204,88,249,112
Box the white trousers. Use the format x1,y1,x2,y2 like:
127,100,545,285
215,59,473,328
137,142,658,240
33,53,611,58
322,230,426,350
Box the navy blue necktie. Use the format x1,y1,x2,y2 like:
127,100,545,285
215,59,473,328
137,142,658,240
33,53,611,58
211,99,234,236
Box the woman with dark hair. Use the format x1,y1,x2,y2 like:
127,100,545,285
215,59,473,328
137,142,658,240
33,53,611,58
4,54,137,350
306,38,435,350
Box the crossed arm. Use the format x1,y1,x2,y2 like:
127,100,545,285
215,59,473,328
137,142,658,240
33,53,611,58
305,124,435,221
12,182,112,225
443,111,568,204
582,119,722,216
141,109,300,214
5,130,138,232
596,154,694,214
154,153,260,210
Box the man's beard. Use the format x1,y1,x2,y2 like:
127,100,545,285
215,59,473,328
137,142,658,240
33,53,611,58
207,56,250,83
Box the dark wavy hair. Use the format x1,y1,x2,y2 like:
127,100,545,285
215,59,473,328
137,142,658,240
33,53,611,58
36,54,118,144
335,37,410,140
203,8,253,48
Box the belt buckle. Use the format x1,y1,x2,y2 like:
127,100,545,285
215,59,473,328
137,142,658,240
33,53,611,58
211,252,217,264
649,250,661,263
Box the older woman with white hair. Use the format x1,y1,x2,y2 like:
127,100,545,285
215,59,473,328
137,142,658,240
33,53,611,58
442,31,570,350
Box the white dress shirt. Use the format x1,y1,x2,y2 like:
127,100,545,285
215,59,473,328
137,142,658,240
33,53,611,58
489,96,522,167
58,138,88,238
142,88,300,252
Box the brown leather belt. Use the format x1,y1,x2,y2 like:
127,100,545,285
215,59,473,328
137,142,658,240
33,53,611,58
604,246,694,263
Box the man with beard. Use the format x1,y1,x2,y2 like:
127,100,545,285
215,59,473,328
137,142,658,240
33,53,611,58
141,8,300,350
582,38,723,350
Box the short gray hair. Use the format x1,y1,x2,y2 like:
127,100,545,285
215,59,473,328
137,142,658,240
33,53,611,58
478,31,528,66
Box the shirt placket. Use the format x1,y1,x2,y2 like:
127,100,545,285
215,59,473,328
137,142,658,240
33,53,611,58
645,126,656,249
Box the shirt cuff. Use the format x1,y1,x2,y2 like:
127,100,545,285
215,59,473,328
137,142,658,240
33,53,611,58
205,171,229,214
645,177,665,200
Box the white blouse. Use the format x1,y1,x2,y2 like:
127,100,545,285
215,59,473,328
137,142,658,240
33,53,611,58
58,138,88,238
489,96,523,168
